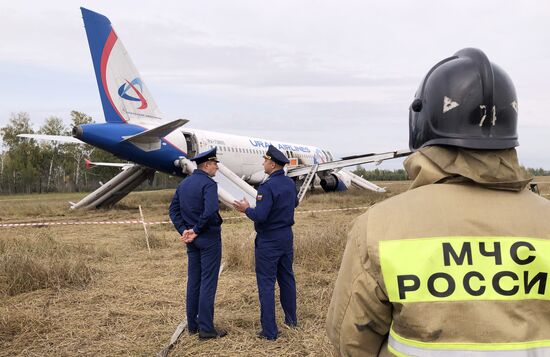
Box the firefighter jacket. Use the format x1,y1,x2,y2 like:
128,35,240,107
326,146,550,356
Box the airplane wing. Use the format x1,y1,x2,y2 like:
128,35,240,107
122,119,188,151
289,149,411,202
287,149,411,177
17,134,84,144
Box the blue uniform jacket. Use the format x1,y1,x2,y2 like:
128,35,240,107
169,169,223,236
245,169,298,233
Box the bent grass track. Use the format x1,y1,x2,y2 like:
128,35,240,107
0,180,546,356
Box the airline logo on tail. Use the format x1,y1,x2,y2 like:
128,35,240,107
118,78,148,110
80,7,164,123
102,35,163,121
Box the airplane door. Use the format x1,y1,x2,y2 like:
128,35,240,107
183,132,199,158
287,150,297,163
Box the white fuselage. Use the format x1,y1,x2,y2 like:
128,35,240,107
163,127,334,183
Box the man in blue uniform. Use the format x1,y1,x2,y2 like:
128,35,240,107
233,144,298,340
169,147,227,339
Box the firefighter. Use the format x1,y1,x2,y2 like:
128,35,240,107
326,48,550,356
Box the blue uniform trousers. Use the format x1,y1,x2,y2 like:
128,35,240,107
186,233,221,333
255,227,297,339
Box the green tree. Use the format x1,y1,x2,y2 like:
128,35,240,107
1,112,34,147
353,165,409,181
0,112,40,193
65,111,94,191
39,116,67,191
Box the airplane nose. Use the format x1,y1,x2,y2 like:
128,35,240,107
72,125,83,139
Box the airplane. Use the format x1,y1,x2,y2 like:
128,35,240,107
19,8,410,209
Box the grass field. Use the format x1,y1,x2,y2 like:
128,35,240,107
0,179,547,356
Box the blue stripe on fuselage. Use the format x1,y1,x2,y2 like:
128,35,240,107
78,123,186,175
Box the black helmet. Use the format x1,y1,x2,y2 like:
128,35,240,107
409,48,519,151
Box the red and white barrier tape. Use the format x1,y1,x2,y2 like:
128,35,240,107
0,206,370,229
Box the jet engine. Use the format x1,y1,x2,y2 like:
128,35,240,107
319,171,351,192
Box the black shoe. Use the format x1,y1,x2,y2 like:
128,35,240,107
257,332,277,341
284,322,298,329
199,328,227,340
188,328,199,335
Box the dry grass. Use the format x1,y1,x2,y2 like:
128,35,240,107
294,216,351,271
0,232,107,296
2,180,545,356
131,231,171,250
0,189,176,223
222,220,256,271
300,189,381,210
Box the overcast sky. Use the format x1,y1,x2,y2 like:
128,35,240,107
1,0,549,169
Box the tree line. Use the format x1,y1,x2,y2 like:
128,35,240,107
353,166,409,181
0,111,180,195
353,165,550,181
2,111,547,195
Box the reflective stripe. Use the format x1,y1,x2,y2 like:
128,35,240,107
389,328,550,357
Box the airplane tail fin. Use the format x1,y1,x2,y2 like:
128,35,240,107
81,7,164,125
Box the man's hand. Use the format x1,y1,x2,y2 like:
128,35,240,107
181,229,198,244
233,197,250,213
